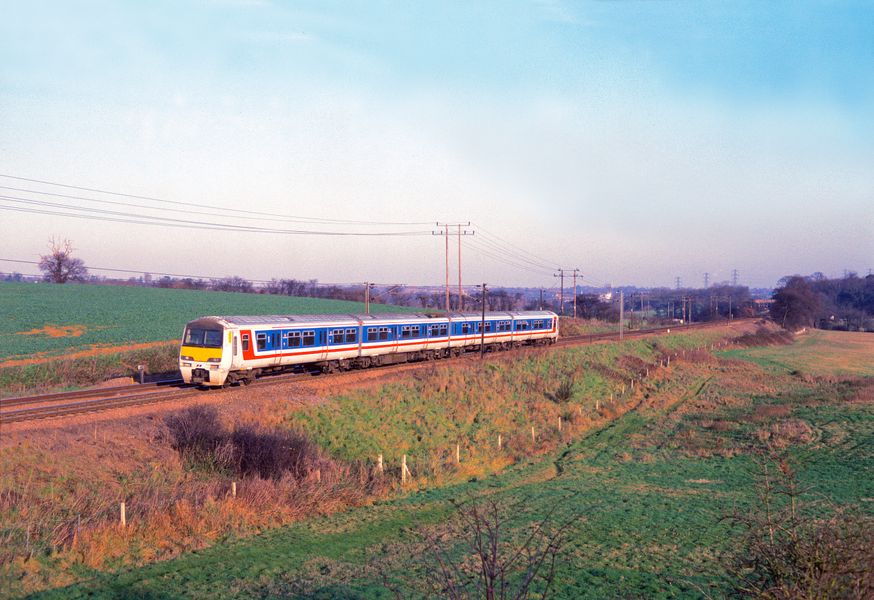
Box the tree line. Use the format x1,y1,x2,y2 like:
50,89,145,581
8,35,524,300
770,273,874,331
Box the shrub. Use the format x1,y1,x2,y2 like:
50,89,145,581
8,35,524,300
231,426,321,480
723,455,874,599
165,407,322,480
552,378,574,403
165,406,228,469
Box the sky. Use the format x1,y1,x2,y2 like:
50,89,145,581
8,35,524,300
1,0,873,290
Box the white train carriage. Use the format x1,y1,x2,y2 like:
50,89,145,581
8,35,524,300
179,311,558,387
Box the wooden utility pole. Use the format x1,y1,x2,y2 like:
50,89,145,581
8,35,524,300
572,268,580,319
445,225,449,310
480,283,487,358
458,225,463,310
619,290,624,340
554,269,566,315
539,288,544,310
364,282,371,314
433,222,472,311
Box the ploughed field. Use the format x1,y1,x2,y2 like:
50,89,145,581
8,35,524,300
0,281,407,363
3,325,872,598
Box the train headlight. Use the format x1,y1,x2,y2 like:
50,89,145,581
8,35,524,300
181,355,194,361
182,362,192,367
207,357,222,363
210,365,219,370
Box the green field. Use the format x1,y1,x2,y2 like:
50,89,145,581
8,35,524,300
0,282,407,361
5,327,871,598
24,331,872,598
720,328,874,378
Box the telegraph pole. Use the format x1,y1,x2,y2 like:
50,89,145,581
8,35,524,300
554,269,566,315
458,225,463,310
433,222,472,311
539,289,544,310
364,282,370,314
572,268,580,319
480,283,487,358
619,290,624,340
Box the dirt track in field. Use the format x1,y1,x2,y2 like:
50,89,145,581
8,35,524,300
0,340,176,368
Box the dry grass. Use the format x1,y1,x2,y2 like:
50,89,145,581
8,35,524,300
0,322,760,595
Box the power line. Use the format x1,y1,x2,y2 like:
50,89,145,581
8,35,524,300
0,173,434,226
0,197,434,236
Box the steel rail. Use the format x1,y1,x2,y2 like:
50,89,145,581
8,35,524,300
1,320,749,424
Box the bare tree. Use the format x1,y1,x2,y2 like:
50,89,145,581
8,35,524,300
384,497,580,600
38,238,88,283
722,453,874,599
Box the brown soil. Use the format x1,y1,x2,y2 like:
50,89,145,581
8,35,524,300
16,324,88,338
0,340,176,368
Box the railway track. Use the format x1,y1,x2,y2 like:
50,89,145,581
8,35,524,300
1,319,748,424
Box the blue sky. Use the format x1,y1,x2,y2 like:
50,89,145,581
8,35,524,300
2,1,872,289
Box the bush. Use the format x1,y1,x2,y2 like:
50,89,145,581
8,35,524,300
724,455,874,599
165,406,228,469
551,378,574,403
165,406,323,480
231,426,321,480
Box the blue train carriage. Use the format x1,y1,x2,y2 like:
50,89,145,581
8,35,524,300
179,310,558,387
445,310,558,349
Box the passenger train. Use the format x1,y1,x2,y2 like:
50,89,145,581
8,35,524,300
179,311,559,387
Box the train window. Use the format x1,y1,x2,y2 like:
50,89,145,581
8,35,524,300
428,324,439,337
256,332,267,350
516,321,529,331
302,330,316,346
241,333,250,352
345,328,357,343
378,326,390,341
533,320,544,329
185,328,224,348
285,331,302,348
461,322,471,334
233,335,238,356
329,329,344,344
367,328,378,342
484,322,493,332
401,325,421,339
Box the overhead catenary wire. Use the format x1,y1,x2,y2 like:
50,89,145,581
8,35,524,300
0,196,434,236
0,174,434,226
465,239,554,277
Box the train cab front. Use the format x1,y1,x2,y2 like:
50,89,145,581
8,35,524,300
179,319,230,386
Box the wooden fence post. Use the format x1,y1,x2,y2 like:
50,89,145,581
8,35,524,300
497,434,502,450
595,398,600,411
120,502,126,528
531,426,536,443
231,481,237,498
402,454,408,484
558,416,562,432
455,443,460,465
377,453,384,474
